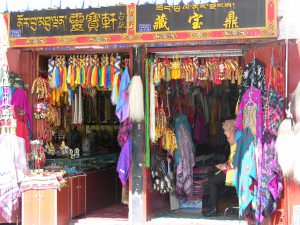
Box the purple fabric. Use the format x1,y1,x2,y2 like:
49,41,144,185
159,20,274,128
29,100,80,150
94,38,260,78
117,137,131,186
193,106,207,145
116,67,130,123
117,118,132,147
175,114,195,197
258,89,284,221
11,88,33,133
116,118,132,186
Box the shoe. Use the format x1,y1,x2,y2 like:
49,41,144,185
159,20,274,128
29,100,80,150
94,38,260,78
203,207,218,217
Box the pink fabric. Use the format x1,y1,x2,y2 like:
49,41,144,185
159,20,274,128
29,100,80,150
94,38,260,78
11,88,33,133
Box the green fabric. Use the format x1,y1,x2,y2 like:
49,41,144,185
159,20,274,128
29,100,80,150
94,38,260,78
145,58,150,168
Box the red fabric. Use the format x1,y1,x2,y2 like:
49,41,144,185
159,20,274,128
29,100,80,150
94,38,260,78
16,120,30,153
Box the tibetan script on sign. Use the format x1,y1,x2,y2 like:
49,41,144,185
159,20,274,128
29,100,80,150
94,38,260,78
9,6,127,37
136,0,265,32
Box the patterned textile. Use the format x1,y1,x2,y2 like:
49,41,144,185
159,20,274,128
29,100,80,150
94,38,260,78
258,89,284,221
0,135,27,222
116,118,132,186
175,114,195,197
235,86,263,146
233,128,258,220
238,59,266,104
116,67,130,123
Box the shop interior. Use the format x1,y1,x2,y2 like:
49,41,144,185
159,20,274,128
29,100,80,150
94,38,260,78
143,43,285,224
33,50,133,222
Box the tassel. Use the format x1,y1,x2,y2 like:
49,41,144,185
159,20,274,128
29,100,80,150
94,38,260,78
111,55,121,105
53,66,60,89
78,86,83,124
61,66,68,92
129,75,144,122
106,65,111,89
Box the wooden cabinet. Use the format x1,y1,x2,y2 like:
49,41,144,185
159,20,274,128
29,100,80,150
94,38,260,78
22,186,69,225
86,168,121,213
68,175,86,218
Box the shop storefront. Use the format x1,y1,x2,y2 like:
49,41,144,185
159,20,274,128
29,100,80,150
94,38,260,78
1,0,300,225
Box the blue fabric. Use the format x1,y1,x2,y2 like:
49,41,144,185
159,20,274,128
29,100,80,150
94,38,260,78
233,128,258,220
117,136,131,185
116,67,130,123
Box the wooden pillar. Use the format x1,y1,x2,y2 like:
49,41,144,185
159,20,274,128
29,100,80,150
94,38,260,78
129,47,145,225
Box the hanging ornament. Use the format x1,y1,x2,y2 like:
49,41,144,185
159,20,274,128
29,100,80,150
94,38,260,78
31,77,51,102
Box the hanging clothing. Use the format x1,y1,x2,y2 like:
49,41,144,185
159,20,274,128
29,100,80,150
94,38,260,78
174,114,195,197
116,67,130,123
0,134,27,223
235,86,263,146
233,128,258,221
193,106,207,145
238,59,266,104
259,89,284,220
116,118,132,185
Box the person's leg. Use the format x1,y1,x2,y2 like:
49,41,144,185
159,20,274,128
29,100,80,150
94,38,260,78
204,172,226,216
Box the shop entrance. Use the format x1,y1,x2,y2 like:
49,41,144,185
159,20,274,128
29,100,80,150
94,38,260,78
143,42,285,225
35,49,133,224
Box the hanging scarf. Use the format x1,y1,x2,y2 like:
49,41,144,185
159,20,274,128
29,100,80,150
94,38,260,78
116,118,132,185
174,114,195,197
116,67,130,123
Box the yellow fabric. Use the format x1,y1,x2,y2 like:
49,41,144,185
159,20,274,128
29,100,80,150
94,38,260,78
225,144,236,186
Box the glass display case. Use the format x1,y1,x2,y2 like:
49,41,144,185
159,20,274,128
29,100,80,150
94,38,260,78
45,154,117,172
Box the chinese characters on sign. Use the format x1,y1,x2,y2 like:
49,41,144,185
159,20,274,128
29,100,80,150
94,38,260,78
137,0,265,33
8,0,276,46
10,6,127,37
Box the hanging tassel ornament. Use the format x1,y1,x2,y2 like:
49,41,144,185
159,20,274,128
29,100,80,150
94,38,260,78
75,56,81,85
111,54,121,105
31,77,51,102
78,86,83,124
48,57,55,88
90,54,99,87
129,75,144,122
60,56,68,92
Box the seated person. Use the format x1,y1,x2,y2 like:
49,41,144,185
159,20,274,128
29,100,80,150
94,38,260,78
203,119,236,217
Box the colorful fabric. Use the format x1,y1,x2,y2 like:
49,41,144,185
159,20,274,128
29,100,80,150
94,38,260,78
116,67,130,123
258,89,284,221
235,86,263,146
175,114,195,197
238,59,266,104
117,118,132,186
233,128,258,220
11,88,33,133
